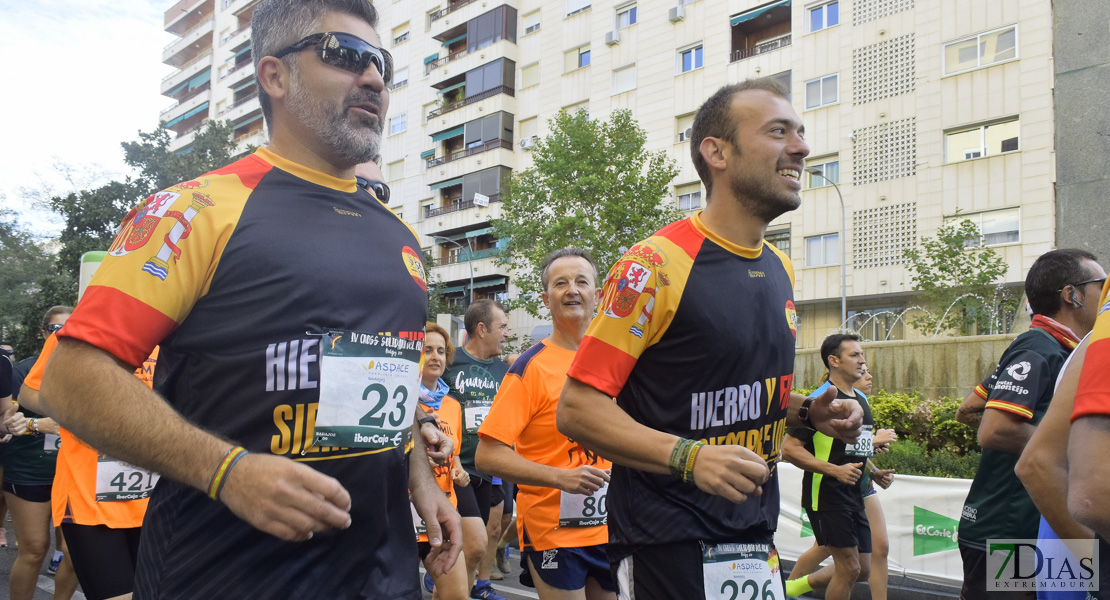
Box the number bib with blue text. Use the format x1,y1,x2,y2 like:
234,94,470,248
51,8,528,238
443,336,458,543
702,543,786,600
844,425,874,457
559,481,609,527
95,454,160,502
315,331,421,449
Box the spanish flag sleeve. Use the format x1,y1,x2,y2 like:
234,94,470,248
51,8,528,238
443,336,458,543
1073,279,1110,421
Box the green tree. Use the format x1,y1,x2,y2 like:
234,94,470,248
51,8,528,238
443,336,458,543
423,249,454,319
902,217,1019,336
0,211,74,358
49,122,241,280
493,109,682,316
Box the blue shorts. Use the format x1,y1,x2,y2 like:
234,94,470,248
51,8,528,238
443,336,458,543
521,545,615,591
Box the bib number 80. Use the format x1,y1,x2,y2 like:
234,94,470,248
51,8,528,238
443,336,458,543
361,383,409,428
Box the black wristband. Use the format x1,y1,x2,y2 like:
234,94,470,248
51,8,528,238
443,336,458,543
418,416,438,426
798,397,816,431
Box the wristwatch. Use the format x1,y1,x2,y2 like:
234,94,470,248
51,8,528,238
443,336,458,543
417,415,438,427
797,397,816,431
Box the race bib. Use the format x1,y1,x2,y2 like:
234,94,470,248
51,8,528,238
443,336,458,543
844,425,874,457
464,402,491,434
559,481,608,527
95,454,160,502
43,433,61,453
315,331,421,449
702,543,786,600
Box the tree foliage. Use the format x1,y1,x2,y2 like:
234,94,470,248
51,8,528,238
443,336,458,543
0,211,75,358
493,109,682,316
902,217,1020,336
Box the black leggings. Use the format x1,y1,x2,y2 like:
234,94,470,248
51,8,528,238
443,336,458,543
61,523,142,600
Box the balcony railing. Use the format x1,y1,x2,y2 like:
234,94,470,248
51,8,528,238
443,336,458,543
426,138,513,168
164,17,214,51
430,247,500,266
428,0,479,26
729,34,792,63
425,48,469,74
162,50,213,82
221,23,251,46
220,92,258,115
425,194,502,218
428,85,515,118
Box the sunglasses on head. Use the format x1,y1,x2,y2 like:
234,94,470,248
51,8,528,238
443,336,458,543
273,32,393,86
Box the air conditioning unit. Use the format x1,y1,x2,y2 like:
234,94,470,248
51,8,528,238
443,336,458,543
668,5,685,22
519,136,536,150
605,30,620,46
678,127,693,142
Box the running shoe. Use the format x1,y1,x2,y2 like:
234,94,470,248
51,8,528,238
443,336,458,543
424,572,434,593
489,570,503,581
495,547,511,574
48,553,63,575
0,528,6,548
470,582,507,600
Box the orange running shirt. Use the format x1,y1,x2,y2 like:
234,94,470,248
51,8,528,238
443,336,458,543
414,394,462,543
478,340,610,551
23,334,155,528
1073,278,1110,420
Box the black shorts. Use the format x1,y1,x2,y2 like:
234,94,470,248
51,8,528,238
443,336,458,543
502,481,515,515
521,545,615,591
611,537,781,600
61,523,142,600
2,481,52,503
472,477,503,524
809,507,872,553
959,544,1037,600
455,481,481,519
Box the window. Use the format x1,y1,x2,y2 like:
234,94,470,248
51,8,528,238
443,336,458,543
387,160,404,182
566,0,591,17
944,26,1017,75
676,183,702,211
389,113,407,135
612,64,636,95
391,68,409,90
806,156,840,188
949,208,1020,247
804,74,838,109
520,117,538,140
523,11,541,34
392,23,410,46
766,229,791,256
772,70,792,101
805,233,840,267
565,46,591,72
521,63,540,89
617,5,637,28
808,1,839,32
676,113,694,142
679,45,703,73
945,118,1020,163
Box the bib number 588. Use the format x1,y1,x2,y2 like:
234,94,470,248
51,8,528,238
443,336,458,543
361,383,408,427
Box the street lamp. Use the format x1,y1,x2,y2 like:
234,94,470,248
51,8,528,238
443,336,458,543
804,167,847,329
429,234,474,306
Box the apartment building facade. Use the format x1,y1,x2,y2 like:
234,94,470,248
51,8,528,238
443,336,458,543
159,0,1056,349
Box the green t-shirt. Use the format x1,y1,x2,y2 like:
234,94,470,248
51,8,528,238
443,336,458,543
1,405,60,485
958,328,1071,549
444,347,509,477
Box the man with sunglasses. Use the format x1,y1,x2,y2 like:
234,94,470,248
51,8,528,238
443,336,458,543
39,1,459,598
954,249,1105,600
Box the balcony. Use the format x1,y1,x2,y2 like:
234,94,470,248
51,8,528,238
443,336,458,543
425,194,502,218
164,17,214,67
168,122,204,152
427,139,513,168
222,95,260,123
161,91,211,124
222,60,254,85
729,34,792,62
430,247,500,266
426,48,469,75
225,0,261,17
161,50,212,94
164,0,214,37
431,257,504,284
221,23,251,48
220,92,258,116
429,86,515,119
235,128,267,154
428,0,479,27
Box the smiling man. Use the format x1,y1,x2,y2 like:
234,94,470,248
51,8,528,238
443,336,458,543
38,1,458,598
477,249,616,600
557,78,864,599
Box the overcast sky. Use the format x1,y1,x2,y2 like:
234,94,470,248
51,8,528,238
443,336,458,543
0,0,174,236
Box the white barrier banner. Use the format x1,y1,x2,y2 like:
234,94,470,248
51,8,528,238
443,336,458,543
775,463,971,587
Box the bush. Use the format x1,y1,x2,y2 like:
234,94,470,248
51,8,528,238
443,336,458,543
872,439,979,479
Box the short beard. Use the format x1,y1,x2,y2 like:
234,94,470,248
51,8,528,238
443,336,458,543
727,140,802,224
285,62,383,167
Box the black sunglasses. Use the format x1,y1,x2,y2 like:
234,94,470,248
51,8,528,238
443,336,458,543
356,176,391,203
273,32,393,86
45,323,64,334
1061,277,1108,292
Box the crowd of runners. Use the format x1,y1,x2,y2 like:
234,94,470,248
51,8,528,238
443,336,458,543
1,0,1109,599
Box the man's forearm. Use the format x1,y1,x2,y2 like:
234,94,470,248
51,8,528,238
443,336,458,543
781,437,840,477
408,419,441,496
558,377,675,475
979,419,1035,455
475,439,566,489
41,338,234,493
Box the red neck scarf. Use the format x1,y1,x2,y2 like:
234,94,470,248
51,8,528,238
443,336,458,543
1030,314,1081,350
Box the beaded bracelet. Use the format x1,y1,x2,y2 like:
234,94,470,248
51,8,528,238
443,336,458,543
207,446,249,500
